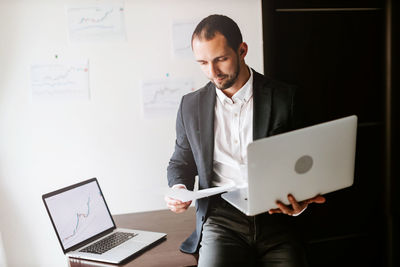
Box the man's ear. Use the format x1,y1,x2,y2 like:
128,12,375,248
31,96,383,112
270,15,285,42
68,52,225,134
238,42,248,58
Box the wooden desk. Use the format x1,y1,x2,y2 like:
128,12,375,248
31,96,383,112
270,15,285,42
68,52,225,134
68,207,198,267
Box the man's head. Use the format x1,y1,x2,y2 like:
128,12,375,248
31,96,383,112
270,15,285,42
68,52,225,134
191,15,249,92
191,14,243,52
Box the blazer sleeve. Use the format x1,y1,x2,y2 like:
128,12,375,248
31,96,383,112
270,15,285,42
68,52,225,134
167,96,198,190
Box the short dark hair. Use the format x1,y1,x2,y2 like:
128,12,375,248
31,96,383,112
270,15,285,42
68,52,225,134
191,14,243,51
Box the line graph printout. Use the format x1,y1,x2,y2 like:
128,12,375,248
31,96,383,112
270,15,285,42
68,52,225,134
30,60,90,102
141,79,194,117
44,181,114,250
172,21,197,58
66,2,126,42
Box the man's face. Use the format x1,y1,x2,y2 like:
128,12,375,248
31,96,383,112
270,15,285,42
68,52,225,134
192,33,241,90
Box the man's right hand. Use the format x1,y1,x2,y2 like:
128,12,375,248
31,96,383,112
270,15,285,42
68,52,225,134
165,185,192,213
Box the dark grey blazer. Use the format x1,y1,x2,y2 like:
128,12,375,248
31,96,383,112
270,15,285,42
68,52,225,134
167,69,301,254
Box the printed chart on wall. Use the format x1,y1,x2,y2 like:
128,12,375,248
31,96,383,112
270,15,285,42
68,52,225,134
44,181,114,250
141,78,195,118
30,60,90,102
172,21,197,59
66,1,126,42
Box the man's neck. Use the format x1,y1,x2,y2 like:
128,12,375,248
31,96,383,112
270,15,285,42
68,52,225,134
221,65,251,98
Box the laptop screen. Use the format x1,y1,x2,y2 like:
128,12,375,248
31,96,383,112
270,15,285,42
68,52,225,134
43,179,115,251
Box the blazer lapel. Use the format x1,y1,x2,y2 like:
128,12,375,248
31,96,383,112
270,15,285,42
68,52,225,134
198,83,216,187
252,70,272,140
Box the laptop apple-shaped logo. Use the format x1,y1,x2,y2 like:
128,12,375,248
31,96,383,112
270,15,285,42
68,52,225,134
295,155,313,174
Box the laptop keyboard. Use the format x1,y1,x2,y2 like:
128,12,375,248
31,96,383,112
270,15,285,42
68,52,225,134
80,232,137,254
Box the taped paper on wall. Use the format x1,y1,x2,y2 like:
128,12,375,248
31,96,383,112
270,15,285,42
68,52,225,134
141,78,194,117
30,60,90,102
172,21,197,58
66,1,126,42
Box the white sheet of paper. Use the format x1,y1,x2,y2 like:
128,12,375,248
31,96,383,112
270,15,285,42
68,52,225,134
66,1,126,43
166,183,237,202
171,21,197,58
30,60,90,102
141,78,194,117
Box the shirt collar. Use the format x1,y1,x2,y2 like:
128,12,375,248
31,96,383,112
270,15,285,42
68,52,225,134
216,67,253,105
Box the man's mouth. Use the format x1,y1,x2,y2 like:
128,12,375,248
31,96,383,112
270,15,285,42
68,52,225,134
215,76,226,83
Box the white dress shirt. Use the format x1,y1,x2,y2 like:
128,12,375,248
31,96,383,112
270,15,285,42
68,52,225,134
212,68,253,187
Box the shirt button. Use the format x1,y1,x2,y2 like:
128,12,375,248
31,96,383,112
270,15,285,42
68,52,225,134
234,140,238,144
234,113,238,117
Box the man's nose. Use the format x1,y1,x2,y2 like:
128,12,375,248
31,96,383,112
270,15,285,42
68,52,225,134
209,63,219,77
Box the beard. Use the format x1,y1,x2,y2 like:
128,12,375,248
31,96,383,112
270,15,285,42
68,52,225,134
211,56,240,90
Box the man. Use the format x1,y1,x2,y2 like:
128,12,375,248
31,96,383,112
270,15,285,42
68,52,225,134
165,14,325,266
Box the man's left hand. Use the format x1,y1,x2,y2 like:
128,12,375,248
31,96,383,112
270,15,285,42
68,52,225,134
268,194,326,216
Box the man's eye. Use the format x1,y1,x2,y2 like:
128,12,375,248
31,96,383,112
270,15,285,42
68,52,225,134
219,57,227,61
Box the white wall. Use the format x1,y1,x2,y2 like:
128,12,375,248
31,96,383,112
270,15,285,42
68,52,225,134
0,0,263,266
0,233,7,267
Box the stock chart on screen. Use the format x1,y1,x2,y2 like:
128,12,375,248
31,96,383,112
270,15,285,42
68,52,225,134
45,181,114,249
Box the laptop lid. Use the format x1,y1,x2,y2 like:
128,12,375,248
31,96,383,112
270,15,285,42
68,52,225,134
223,115,357,216
247,115,357,215
42,178,116,254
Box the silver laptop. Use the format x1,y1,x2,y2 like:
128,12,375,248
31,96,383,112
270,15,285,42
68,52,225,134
42,178,166,264
222,115,358,216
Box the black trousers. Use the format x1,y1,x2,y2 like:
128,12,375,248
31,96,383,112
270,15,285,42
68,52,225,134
198,196,308,267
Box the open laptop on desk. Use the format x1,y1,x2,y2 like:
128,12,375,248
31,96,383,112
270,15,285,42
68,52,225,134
42,178,166,264
222,115,358,216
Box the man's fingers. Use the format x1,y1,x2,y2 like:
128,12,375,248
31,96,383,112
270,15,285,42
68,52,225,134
270,194,326,216
276,201,293,215
165,199,182,207
164,195,181,204
165,196,191,206
288,194,303,212
305,195,326,204
175,201,191,209
166,197,191,213
268,208,282,214
313,195,326,203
